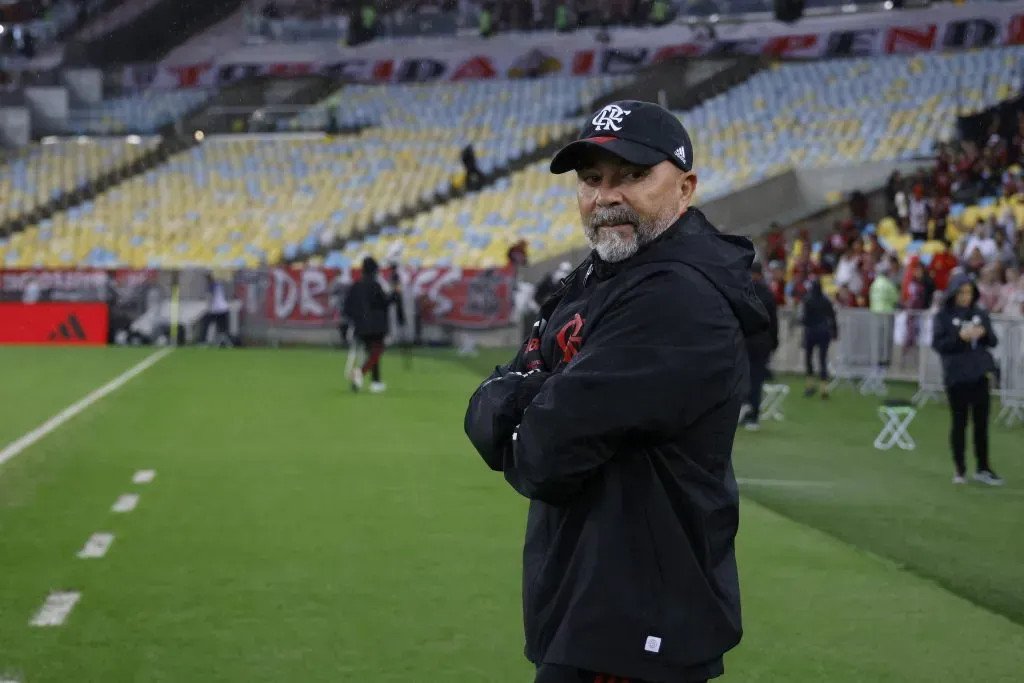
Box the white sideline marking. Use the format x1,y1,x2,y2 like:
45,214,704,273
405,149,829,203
737,478,836,488
111,494,139,513
29,591,80,627
132,469,156,485
0,349,172,471
77,532,115,559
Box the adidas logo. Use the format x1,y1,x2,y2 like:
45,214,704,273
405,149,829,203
48,314,88,342
674,145,688,165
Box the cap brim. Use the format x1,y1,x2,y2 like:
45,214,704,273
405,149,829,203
549,137,668,174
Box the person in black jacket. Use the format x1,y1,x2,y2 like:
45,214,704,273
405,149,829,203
343,256,392,393
932,273,1003,485
741,261,779,430
464,101,769,683
800,279,837,398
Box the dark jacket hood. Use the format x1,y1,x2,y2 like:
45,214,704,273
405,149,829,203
362,256,379,277
944,272,979,310
584,207,769,338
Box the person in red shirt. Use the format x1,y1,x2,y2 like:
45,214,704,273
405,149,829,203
768,261,786,305
929,245,958,292
764,223,787,263
835,282,858,307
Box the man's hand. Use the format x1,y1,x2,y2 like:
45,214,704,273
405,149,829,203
970,325,987,342
510,369,550,416
959,326,975,342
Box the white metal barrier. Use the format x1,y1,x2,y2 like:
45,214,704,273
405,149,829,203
771,308,1023,428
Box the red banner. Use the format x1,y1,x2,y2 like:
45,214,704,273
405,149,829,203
0,302,109,345
264,266,515,329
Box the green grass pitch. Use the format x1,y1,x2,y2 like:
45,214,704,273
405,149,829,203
1,346,1023,682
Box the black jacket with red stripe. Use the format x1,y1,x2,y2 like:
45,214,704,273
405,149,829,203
464,209,768,682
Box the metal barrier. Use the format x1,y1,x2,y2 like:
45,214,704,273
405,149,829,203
771,307,1024,426
996,320,1024,427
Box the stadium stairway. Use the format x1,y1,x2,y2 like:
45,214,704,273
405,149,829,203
294,58,769,266
0,134,199,240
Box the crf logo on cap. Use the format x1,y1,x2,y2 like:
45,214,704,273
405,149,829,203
592,104,632,132
556,313,585,363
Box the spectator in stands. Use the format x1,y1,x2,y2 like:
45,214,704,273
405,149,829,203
849,190,869,231
885,170,903,218
992,228,1017,269
908,184,930,241
767,260,786,306
929,243,959,293
901,257,934,313
869,260,899,315
960,222,998,265
461,143,484,191
835,282,858,308
800,278,836,398
1000,270,1024,317
834,247,862,295
932,274,1002,486
977,263,1003,312
507,239,528,268
763,222,786,263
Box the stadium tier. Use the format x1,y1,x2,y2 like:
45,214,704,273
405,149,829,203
330,160,579,269
2,76,627,268
59,89,215,135
322,49,1024,269
0,137,159,223
281,77,631,176
684,49,1024,204
6,48,1023,270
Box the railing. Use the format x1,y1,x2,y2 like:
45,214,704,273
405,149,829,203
773,307,1024,425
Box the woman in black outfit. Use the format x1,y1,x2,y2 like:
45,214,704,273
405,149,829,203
932,273,1003,486
800,279,837,398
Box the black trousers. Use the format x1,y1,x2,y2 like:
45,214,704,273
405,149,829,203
804,325,830,380
534,663,706,683
946,376,991,474
204,311,229,344
747,349,770,423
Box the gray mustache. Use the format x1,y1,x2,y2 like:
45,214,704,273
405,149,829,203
588,207,639,230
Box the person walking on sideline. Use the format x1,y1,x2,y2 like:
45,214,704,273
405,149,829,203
343,256,392,393
800,278,836,398
741,261,779,430
464,101,768,683
932,274,1003,485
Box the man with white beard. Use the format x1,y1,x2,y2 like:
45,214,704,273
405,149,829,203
464,101,769,683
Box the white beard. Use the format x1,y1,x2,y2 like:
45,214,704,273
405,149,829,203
590,228,639,263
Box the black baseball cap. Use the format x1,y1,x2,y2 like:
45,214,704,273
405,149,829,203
550,100,694,175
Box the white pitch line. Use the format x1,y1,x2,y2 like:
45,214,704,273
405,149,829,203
111,494,139,514
29,591,81,627
738,477,836,488
0,348,172,471
133,469,157,485
77,532,115,559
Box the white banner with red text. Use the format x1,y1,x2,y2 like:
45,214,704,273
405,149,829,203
130,2,1024,89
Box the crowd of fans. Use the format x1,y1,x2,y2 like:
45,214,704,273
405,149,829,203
254,0,673,42
760,113,1024,319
